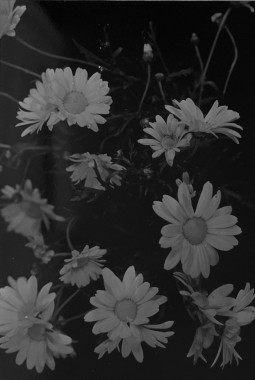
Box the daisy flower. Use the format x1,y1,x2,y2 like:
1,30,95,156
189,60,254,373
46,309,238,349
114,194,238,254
232,283,255,326
0,0,26,39
153,181,241,278
176,172,196,198
0,318,73,373
43,67,112,131
138,114,192,166
165,98,242,144
0,275,55,335
187,322,216,364
66,152,124,190
84,266,174,345
59,245,107,288
1,179,65,238
94,321,174,363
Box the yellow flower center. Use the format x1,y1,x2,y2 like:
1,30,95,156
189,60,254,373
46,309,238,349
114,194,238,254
20,201,42,219
114,299,137,322
28,324,46,341
64,92,88,114
183,217,207,245
161,136,176,149
18,303,36,320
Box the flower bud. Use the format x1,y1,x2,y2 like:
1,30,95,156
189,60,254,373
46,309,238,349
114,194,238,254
143,43,153,62
190,33,199,46
211,13,223,24
155,73,165,82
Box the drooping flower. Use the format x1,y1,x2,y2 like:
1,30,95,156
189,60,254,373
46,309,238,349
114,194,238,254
84,266,174,349
138,114,192,166
0,179,65,238
0,0,26,39
187,322,217,364
25,234,55,263
232,283,255,326
176,172,196,198
165,98,242,143
59,245,107,288
0,275,55,335
66,152,124,190
94,321,174,363
0,318,73,373
153,181,241,278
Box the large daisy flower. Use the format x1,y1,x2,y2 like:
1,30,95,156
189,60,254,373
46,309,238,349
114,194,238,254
66,152,124,190
165,98,242,144
59,245,107,288
1,179,65,238
153,181,241,278
94,321,174,363
0,0,26,39
0,275,55,335
0,317,73,373
84,266,174,343
138,114,192,166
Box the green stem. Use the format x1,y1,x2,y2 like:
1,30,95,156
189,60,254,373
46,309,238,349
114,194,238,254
53,288,81,320
52,253,72,258
138,63,151,112
222,25,238,99
157,81,167,104
198,7,231,107
59,312,86,324
0,59,41,78
194,45,204,79
66,217,76,251
0,91,19,104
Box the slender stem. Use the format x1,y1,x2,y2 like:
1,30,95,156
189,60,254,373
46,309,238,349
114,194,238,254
0,143,11,149
138,63,151,112
0,59,41,78
19,157,31,188
53,289,81,320
66,217,76,251
198,7,231,107
60,312,86,324
52,253,71,258
157,81,167,104
0,92,19,104
194,45,204,78
222,26,238,99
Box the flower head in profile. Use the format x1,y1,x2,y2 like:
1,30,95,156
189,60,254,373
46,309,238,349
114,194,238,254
84,266,174,359
138,114,192,166
165,98,242,143
0,0,26,39
66,152,124,190
187,322,217,364
0,319,73,373
0,179,65,238
94,321,174,363
59,245,107,288
25,234,55,264
153,181,241,278
0,275,55,335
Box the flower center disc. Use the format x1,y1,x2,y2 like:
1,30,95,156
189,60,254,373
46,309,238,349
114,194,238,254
71,257,89,269
162,136,176,149
64,92,88,114
114,299,137,322
20,201,42,219
183,217,207,245
28,324,46,341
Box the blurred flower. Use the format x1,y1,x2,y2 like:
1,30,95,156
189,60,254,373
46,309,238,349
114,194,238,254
211,13,223,24
187,322,217,364
143,43,153,62
0,0,26,39
176,172,196,198
43,67,112,131
165,98,242,144
0,320,73,373
138,114,192,166
94,321,174,363
66,152,124,190
59,245,107,288
190,33,199,45
153,181,241,278
85,266,174,347
25,234,55,263
1,180,65,238
155,73,165,82
0,275,55,335
232,283,255,326
211,318,242,368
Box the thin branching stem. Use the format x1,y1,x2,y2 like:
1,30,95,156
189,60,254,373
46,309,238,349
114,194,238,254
0,59,41,78
222,25,238,99
66,217,76,251
138,63,151,112
0,91,19,104
53,288,81,320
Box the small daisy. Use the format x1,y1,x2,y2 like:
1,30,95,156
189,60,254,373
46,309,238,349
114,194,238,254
153,181,241,278
0,275,55,335
43,67,112,131
94,321,174,363
16,78,65,137
0,0,26,39
25,234,55,263
84,266,173,343
138,114,192,166
66,152,124,190
1,179,65,238
59,245,107,288
165,98,242,143
0,320,73,373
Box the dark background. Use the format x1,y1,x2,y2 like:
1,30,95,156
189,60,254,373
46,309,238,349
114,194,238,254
0,1,255,380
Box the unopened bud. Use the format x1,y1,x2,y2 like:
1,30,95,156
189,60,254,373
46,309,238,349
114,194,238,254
155,73,165,82
143,43,153,62
211,13,223,24
190,33,199,46
140,118,150,129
